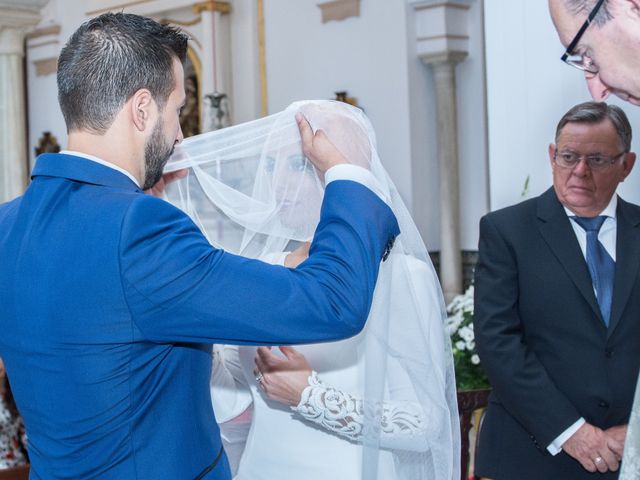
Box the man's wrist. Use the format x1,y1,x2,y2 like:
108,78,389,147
324,164,389,203
547,417,586,455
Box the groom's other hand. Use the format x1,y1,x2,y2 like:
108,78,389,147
284,242,311,268
296,112,347,172
145,169,188,197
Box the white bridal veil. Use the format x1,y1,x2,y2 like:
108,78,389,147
163,100,460,480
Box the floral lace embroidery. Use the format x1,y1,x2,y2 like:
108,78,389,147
291,371,426,446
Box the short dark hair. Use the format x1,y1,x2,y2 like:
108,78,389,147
565,0,612,26
555,101,632,151
57,13,188,134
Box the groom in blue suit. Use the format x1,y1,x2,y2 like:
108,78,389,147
0,13,398,480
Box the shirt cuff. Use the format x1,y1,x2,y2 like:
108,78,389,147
547,417,586,455
324,164,389,204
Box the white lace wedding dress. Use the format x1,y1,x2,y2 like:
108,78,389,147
212,254,449,480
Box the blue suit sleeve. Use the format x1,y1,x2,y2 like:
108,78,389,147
119,180,400,345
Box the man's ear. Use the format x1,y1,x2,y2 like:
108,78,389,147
621,152,636,180
131,88,155,132
548,143,557,167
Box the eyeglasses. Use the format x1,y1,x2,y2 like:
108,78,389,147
554,150,626,170
560,0,606,74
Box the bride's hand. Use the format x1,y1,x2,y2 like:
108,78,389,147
254,346,312,406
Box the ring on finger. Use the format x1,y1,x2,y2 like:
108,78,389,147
594,456,604,465
255,371,264,383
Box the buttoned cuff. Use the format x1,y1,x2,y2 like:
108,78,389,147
324,164,389,204
547,417,586,455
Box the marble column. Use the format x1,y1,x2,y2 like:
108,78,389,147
410,0,473,301
0,26,29,203
428,53,467,301
0,2,47,202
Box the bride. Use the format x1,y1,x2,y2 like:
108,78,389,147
163,100,460,480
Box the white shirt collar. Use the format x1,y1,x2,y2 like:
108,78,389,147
563,194,618,219
60,150,141,188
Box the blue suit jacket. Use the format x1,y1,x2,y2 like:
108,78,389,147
0,153,399,479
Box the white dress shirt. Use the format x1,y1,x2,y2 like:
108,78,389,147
60,150,141,187
547,195,618,455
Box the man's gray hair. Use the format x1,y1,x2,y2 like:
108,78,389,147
555,101,632,151
564,0,612,26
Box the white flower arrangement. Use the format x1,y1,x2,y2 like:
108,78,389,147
446,286,489,390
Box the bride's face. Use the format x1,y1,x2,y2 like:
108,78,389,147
266,149,323,233
261,107,372,236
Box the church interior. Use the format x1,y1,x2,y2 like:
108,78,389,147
1,1,640,479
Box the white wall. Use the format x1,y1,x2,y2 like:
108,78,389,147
406,5,440,249
229,0,261,124
263,0,415,216
405,0,489,251
261,0,490,251
484,1,640,212
455,0,489,250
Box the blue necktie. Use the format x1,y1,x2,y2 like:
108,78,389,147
572,216,615,326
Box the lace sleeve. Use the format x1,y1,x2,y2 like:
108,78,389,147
291,371,429,451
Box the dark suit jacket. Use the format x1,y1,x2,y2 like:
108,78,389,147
474,187,640,480
0,153,399,480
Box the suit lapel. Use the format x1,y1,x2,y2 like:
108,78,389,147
608,197,640,336
536,188,603,323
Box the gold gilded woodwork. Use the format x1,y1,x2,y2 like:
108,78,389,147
192,1,231,15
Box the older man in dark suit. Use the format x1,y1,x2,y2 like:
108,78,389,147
474,101,640,479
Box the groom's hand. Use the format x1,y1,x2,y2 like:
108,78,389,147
284,242,311,268
145,169,187,197
296,112,347,173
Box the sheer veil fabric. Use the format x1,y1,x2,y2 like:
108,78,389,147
163,100,460,480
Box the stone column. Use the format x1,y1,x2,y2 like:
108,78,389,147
0,1,48,203
0,26,27,203
430,53,466,301
410,0,472,301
